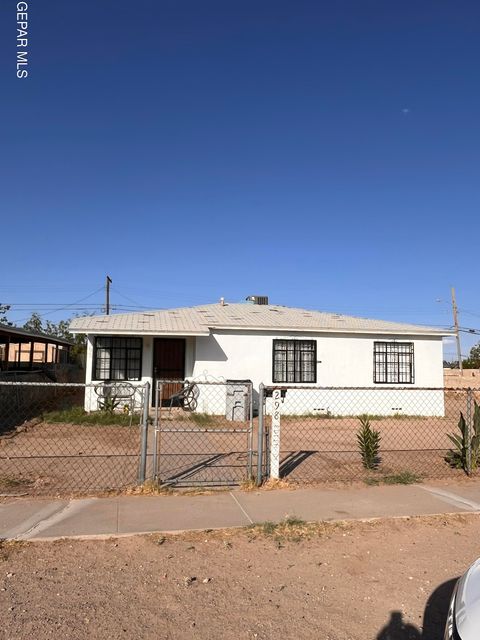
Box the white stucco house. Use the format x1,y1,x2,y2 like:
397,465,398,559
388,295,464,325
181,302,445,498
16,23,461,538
69,298,452,416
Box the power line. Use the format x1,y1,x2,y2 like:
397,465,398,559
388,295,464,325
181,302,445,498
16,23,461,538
2,302,158,309
459,327,480,336
110,286,147,308
13,286,105,324
6,303,107,307
461,309,480,319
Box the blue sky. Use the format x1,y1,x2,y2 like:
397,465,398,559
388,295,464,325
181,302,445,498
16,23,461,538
1,1,479,358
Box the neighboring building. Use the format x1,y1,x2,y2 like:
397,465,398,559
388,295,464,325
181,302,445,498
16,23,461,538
69,297,452,416
0,324,72,371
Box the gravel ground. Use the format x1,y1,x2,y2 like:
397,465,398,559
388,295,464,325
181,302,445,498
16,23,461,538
1,514,479,640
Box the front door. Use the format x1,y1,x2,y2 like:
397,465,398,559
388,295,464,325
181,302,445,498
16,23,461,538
153,338,186,406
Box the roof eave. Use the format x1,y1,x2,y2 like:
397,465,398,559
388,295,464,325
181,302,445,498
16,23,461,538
69,323,453,338
69,327,209,337
209,324,453,337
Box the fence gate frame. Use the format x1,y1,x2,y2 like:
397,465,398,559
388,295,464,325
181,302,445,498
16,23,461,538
151,379,254,487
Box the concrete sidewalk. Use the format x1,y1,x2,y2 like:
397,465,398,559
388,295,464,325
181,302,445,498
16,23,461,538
2,482,480,541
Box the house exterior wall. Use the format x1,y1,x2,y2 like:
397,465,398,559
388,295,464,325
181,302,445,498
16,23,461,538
191,330,445,416
193,329,443,385
83,330,445,416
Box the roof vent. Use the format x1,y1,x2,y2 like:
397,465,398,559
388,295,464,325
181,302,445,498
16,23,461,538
246,295,269,305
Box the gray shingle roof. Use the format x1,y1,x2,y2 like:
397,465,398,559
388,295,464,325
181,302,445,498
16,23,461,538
68,303,452,337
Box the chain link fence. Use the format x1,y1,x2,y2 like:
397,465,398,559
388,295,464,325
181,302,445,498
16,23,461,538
0,381,149,496
151,380,254,486
259,385,480,483
2,379,479,494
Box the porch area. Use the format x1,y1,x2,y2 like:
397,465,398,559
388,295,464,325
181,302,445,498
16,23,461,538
0,324,72,372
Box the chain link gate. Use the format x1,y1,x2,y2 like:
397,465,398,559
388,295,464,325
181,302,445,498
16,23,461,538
151,380,254,487
259,385,480,483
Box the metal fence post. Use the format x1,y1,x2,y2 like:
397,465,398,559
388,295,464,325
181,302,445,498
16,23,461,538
256,383,265,486
466,387,473,476
152,382,159,481
247,382,254,479
138,381,150,484
153,383,163,482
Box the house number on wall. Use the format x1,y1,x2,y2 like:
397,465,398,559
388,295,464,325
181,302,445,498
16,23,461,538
270,389,281,479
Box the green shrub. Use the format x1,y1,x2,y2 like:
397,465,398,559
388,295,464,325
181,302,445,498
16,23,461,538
189,413,216,427
356,415,381,470
364,471,421,486
382,471,421,485
44,406,138,426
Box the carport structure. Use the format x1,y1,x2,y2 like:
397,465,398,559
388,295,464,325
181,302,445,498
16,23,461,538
0,323,72,371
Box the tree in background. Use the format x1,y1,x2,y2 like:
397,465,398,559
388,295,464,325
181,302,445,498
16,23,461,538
0,303,12,326
463,343,480,369
23,312,43,333
22,313,87,367
445,344,480,370
46,318,87,366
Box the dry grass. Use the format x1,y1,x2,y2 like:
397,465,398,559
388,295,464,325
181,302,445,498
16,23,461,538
0,540,27,562
0,475,33,493
239,476,257,491
125,480,175,496
179,487,228,496
147,512,478,548
125,481,228,497
261,477,292,491
246,516,350,544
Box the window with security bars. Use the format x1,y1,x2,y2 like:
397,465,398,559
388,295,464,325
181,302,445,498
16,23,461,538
273,340,317,383
374,342,414,384
93,337,142,381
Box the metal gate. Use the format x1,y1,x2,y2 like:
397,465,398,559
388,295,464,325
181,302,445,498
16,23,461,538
151,380,254,486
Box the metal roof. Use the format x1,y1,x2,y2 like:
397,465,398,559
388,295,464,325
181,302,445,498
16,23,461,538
0,323,73,345
68,303,452,337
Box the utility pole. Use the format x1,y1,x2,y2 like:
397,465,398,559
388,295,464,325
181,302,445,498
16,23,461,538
105,276,112,315
451,287,463,375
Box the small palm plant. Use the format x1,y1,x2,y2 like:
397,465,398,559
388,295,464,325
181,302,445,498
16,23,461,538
446,401,480,472
357,415,381,470
474,402,480,469
98,395,120,414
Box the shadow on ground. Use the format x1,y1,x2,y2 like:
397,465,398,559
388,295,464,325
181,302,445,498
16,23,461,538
376,578,457,639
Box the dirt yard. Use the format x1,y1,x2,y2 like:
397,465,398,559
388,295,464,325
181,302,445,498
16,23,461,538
0,421,141,495
1,514,479,639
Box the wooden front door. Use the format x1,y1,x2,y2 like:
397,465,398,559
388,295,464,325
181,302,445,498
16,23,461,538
153,338,186,405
